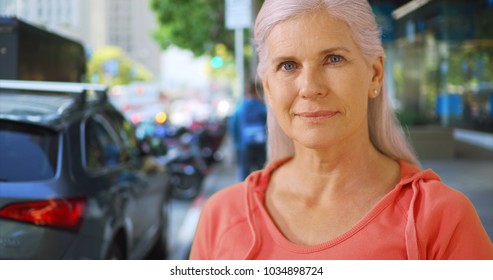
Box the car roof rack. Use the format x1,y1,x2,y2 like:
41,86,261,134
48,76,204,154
0,80,110,129
0,79,108,106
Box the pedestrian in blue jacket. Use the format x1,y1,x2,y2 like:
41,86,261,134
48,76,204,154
229,85,267,181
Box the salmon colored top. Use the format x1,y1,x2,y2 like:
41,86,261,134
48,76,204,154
190,159,493,259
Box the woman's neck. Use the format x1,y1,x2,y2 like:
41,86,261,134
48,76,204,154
274,137,399,201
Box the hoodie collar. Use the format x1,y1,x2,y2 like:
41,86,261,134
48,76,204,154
241,158,441,259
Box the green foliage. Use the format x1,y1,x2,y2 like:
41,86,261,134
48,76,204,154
447,43,493,88
150,0,265,81
87,46,154,86
150,0,234,57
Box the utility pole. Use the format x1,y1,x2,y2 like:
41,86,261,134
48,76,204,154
225,0,252,99
234,28,245,99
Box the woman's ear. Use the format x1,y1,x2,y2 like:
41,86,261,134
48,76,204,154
369,56,384,98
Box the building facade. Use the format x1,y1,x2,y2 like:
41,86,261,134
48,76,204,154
105,0,161,76
371,0,493,132
0,0,161,77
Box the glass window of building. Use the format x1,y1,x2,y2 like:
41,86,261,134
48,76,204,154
371,0,493,132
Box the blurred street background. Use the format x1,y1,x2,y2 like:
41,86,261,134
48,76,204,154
1,0,492,260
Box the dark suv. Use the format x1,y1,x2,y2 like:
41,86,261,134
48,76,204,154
0,80,170,259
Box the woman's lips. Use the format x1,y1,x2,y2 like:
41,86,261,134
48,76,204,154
295,110,338,121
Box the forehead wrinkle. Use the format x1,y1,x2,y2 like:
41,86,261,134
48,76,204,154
265,11,360,64
267,28,352,63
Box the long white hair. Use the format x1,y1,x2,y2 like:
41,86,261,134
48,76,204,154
254,0,419,166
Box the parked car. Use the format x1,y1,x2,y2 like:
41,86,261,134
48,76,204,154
0,80,171,259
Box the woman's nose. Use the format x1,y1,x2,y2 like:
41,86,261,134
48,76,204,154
298,68,329,99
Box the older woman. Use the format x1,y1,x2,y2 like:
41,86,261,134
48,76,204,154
190,0,493,259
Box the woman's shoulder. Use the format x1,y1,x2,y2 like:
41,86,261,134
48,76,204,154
394,161,481,246
398,160,472,208
205,182,248,213
396,160,493,259
198,167,271,233
190,182,253,259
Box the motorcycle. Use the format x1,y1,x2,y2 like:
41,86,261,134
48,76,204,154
163,128,209,200
196,119,227,166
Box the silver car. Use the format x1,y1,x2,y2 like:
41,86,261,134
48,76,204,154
0,80,171,259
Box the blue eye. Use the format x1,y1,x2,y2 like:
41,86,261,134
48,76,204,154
327,55,344,64
280,62,296,71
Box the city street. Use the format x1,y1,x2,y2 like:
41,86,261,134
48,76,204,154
166,136,493,260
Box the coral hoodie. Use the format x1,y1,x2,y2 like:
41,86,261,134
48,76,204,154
190,159,493,259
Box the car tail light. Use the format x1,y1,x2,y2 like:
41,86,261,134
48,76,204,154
0,197,87,231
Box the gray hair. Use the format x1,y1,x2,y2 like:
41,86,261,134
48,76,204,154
254,0,419,166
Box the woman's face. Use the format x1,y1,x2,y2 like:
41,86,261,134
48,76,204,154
262,10,383,150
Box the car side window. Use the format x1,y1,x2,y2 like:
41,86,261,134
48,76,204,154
84,116,122,170
104,109,141,162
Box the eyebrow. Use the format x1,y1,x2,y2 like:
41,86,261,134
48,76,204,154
270,47,351,64
318,47,351,56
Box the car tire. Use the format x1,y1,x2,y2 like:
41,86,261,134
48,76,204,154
146,201,169,259
106,241,125,260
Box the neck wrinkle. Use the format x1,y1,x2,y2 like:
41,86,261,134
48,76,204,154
286,141,384,198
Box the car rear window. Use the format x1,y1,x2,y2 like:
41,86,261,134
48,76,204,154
0,121,59,182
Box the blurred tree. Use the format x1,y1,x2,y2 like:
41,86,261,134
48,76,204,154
446,43,493,88
87,46,154,86
150,0,233,56
150,0,264,81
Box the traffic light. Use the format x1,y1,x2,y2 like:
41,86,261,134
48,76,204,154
210,56,224,68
